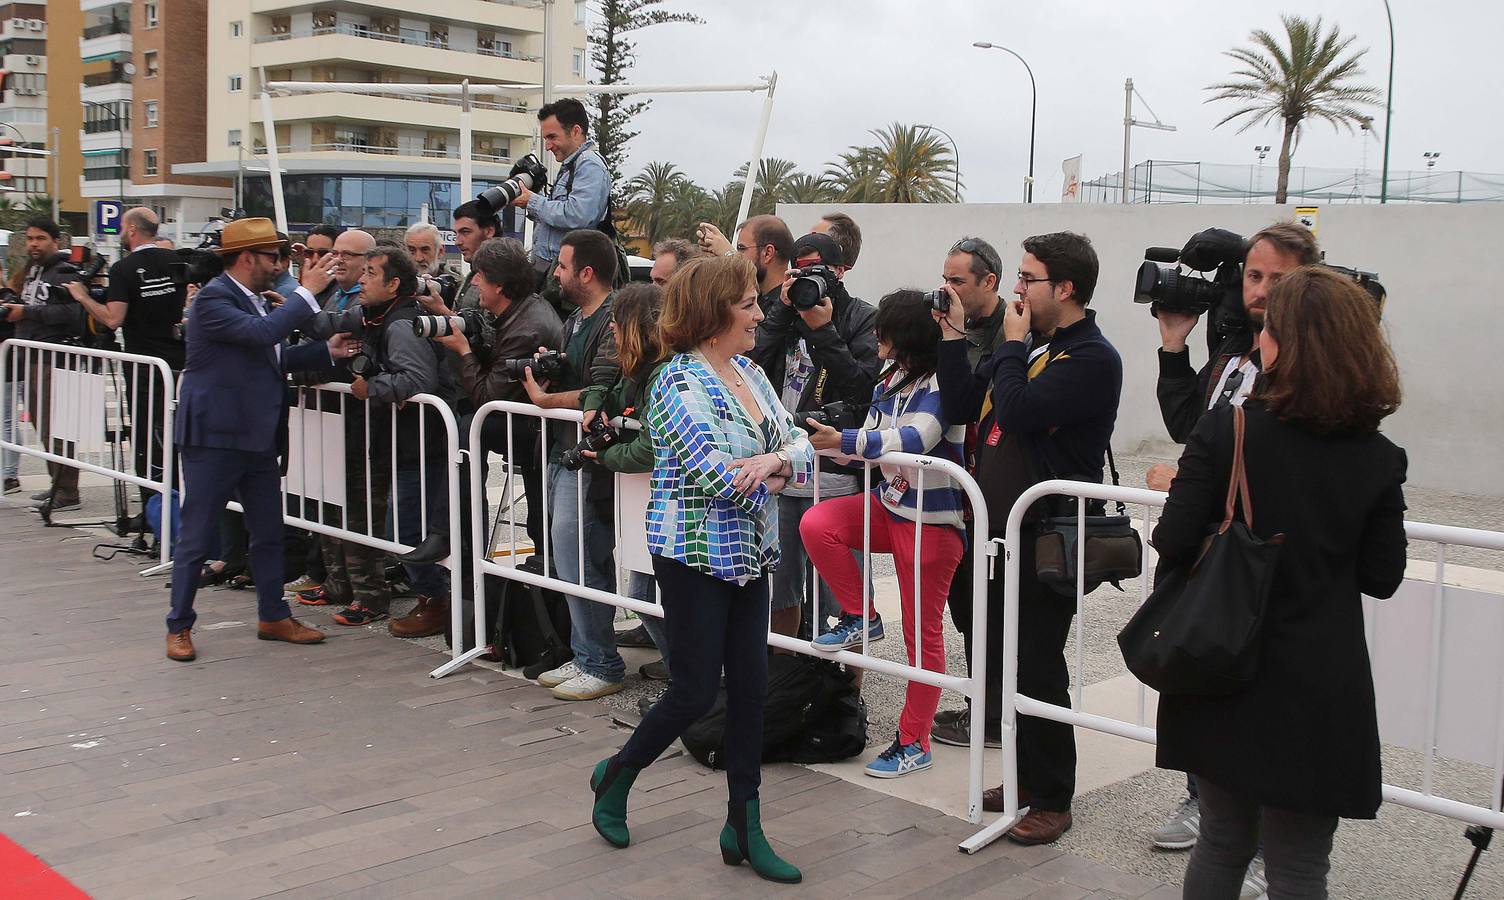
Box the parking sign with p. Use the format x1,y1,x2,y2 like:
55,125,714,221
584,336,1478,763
95,200,123,237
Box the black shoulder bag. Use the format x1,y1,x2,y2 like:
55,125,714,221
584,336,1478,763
1116,404,1285,696
1033,444,1144,597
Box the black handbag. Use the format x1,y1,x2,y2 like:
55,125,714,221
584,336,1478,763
1034,447,1144,597
1116,405,1285,696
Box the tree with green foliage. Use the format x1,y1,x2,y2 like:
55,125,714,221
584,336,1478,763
588,0,702,200
852,123,961,203
623,160,688,246
1207,15,1380,203
731,157,799,216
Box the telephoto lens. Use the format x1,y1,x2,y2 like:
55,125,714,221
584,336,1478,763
413,315,461,338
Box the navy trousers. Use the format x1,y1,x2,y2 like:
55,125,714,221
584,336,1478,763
167,445,293,633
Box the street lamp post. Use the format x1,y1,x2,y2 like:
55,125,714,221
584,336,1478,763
972,41,1036,202
918,124,961,200
1253,145,1270,202
1380,0,1395,204
1423,151,1440,169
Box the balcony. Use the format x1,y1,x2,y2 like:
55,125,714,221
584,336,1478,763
80,130,131,154
82,19,130,40
254,90,533,138
79,29,131,62
81,0,131,12
83,67,133,88
255,22,539,61
249,0,547,34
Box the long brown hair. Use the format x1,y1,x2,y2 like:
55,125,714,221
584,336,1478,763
611,282,666,377
1255,266,1401,435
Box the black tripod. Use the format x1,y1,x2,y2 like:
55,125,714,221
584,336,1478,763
1453,779,1504,898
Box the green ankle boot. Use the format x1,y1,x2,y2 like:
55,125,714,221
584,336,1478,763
718,798,802,884
590,757,639,848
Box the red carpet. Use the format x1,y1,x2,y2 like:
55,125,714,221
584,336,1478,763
0,834,89,899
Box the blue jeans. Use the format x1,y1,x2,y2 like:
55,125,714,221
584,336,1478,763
388,461,449,600
1,375,21,479
627,569,671,674
548,462,623,682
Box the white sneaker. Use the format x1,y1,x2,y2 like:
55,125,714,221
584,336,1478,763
1150,796,1201,850
1240,852,1268,900
537,660,581,688
551,672,624,701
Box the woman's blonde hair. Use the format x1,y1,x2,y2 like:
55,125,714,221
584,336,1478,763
610,282,666,377
658,255,757,353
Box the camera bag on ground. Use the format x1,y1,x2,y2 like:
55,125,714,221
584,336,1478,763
488,556,573,679
680,653,867,769
1034,447,1144,597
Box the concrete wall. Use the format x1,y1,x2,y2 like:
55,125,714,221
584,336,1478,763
777,202,1504,497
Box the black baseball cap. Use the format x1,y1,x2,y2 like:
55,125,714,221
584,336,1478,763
790,232,844,267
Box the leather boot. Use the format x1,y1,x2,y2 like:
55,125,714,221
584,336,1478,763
389,595,448,638
589,756,639,848
394,533,449,565
719,798,801,884
166,628,196,662
257,617,326,644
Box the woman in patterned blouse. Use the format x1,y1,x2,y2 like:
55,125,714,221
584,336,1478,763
587,255,813,884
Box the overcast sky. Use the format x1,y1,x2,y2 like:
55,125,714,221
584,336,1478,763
611,0,1493,202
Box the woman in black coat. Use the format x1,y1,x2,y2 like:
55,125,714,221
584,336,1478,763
1152,266,1408,899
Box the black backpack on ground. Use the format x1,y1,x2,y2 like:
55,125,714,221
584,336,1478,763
489,556,573,679
680,653,868,769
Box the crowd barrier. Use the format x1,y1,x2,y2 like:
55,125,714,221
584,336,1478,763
454,399,999,823
225,381,467,668
0,339,176,575
961,479,1504,853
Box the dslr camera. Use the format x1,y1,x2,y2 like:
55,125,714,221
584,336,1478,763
499,349,566,381
474,153,550,219
925,288,951,313
413,306,486,340
786,264,838,311
420,272,461,305
560,414,621,471
803,400,866,430
346,352,380,379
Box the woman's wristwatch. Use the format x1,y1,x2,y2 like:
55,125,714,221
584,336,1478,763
774,449,792,477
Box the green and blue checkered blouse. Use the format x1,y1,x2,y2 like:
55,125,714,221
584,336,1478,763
645,352,814,584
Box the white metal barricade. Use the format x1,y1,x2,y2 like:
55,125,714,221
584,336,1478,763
222,382,465,671
456,399,999,824
0,338,176,575
962,478,1504,853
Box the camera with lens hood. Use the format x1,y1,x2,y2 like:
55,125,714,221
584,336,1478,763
787,264,838,311
474,153,550,219
499,349,566,381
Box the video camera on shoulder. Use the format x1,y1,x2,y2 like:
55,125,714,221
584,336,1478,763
803,399,867,430
500,348,566,381
474,153,550,219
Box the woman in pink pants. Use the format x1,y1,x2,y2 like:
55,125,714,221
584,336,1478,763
801,290,966,778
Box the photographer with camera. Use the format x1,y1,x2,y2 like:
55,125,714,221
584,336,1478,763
65,208,187,516
934,232,1122,845
506,99,611,290
812,212,862,272
4,218,85,509
409,236,564,640
1154,223,1318,448
749,231,879,639
695,215,794,314
520,229,624,701
406,222,461,315
576,283,672,695
299,246,453,630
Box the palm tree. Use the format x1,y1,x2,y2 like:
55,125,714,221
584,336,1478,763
731,157,799,216
782,173,836,205
1206,15,1381,203
622,161,688,246
22,195,54,217
824,148,883,203
858,123,961,203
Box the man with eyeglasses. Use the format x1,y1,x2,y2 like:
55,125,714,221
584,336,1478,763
934,231,1122,846
695,215,794,313
313,229,375,312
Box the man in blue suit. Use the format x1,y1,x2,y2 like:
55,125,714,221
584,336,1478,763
166,218,360,661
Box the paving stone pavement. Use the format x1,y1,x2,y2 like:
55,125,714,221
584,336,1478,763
0,502,1174,899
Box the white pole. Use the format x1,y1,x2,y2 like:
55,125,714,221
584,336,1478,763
542,0,555,111
50,126,59,222
459,79,473,207
259,69,287,231
1121,78,1132,205
736,72,777,228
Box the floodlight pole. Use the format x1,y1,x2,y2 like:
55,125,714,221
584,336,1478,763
736,72,777,228
1120,78,1176,204
1379,0,1394,204
258,68,287,232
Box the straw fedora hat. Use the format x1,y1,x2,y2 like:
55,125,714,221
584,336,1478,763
214,217,288,255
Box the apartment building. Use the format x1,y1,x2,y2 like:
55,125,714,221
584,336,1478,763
177,0,587,231
0,2,86,233
79,0,230,244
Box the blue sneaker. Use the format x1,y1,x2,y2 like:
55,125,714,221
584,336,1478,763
811,613,884,651
864,735,932,779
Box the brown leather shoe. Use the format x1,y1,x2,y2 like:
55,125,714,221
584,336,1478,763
389,595,448,638
257,616,326,644
166,628,196,662
1006,808,1073,845
982,784,1033,813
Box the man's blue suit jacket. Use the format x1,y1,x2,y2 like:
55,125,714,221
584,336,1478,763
175,273,334,455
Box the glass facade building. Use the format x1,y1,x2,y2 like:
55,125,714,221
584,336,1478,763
244,174,502,231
